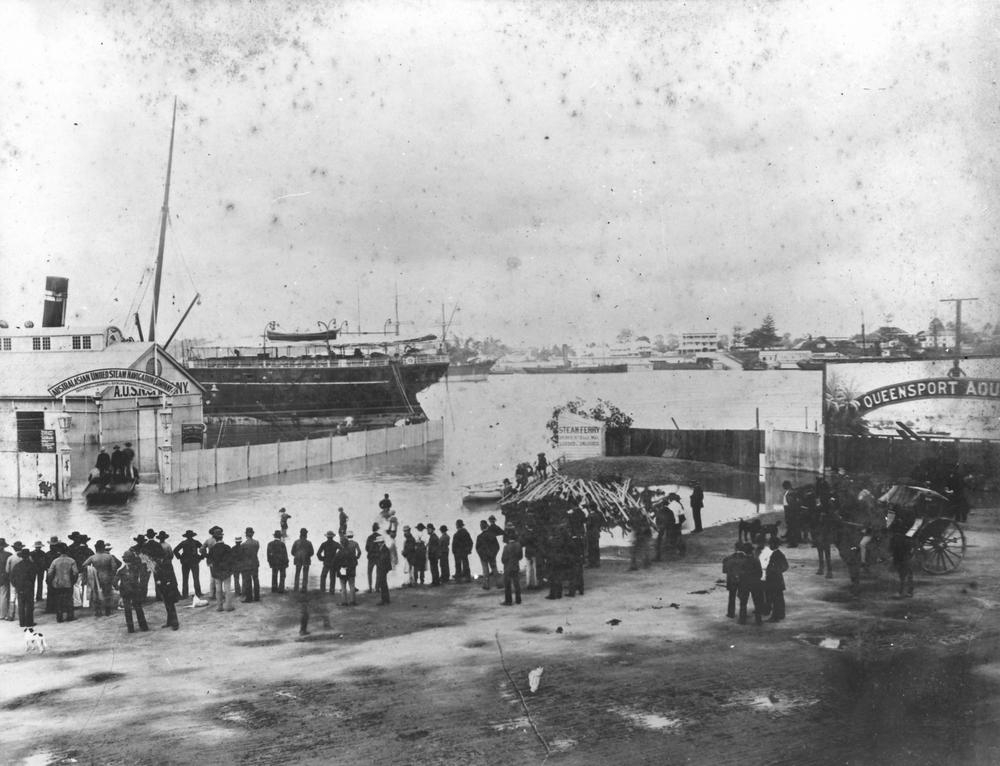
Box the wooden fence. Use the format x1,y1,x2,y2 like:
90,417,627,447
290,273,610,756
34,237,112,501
825,433,1000,481
161,419,444,494
607,428,764,471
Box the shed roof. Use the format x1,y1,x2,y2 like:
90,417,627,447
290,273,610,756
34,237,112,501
0,343,204,398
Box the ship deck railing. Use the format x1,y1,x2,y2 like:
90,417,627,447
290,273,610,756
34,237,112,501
184,352,450,369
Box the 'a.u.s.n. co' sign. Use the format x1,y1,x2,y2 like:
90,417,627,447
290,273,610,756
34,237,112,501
48,368,182,397
855,378,1000,413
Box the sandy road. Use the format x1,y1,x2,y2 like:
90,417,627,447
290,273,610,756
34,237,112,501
2,507,999,766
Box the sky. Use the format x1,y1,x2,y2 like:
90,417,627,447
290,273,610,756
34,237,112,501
1,0,998,349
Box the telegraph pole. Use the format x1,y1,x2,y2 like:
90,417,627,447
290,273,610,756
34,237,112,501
940,297,977,377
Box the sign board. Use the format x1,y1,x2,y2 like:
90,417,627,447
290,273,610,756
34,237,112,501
181,423,205,445
826,357,1000,439
557,413,605,460
48,368,185,397
39,429,56,453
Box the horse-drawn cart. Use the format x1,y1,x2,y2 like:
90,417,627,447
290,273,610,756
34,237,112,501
877,484,967,575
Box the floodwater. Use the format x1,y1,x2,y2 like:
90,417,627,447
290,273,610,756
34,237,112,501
3,373,810,560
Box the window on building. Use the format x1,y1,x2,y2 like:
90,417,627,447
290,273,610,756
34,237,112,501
32,337,51,350
0,337,10,351
71,335,92,350
16,411,45,452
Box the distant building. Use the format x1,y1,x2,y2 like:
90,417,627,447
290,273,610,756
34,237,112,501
680,332,718,354
916,330,956,350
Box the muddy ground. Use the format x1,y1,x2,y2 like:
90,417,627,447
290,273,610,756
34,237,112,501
2,507,1000,765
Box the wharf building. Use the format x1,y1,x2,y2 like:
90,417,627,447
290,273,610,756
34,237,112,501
0,278,204,499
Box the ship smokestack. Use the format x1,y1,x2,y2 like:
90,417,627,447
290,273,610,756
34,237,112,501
42,276,69,327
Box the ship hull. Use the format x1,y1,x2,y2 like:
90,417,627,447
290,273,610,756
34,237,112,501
188,359,448,424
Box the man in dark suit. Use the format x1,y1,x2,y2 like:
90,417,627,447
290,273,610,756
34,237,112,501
173,530,203,598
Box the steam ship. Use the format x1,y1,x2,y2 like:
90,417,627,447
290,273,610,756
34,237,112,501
184,329,449,426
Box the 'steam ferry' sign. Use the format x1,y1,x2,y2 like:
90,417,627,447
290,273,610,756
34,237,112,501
48,368,182,397
856,378,1000,413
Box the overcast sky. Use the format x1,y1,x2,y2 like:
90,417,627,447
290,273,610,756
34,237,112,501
1,0,998,348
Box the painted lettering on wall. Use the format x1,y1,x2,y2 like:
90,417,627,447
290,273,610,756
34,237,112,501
48,368,186,397
855,378,1000,413
110,381,190,398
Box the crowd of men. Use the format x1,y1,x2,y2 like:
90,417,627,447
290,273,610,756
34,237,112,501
0,493,603,638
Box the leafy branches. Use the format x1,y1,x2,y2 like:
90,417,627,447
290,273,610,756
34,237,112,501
546,398,634,447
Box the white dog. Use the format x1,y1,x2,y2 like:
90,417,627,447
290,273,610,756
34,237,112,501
23,628,48,655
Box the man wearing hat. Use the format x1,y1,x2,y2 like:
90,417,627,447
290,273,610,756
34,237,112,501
317,530,341,595
113,551,149,632
374,534,393,605
438,525,451,584
426,524,441,586
30,541,46,603
291,528,314,593
43,536,61,613
364,523,382,593
153,543,181,629
200,527,221,600
205,529,233,612
0,539,11,621
241,527,261,602
689,481,705,534
46,544,78,622
10,548,37,627
335,531,361,606
157,531,172,559
451,520,473,584
173,530,204,599
267,530,289,594
476,520,500,590
82,541,121,617
68,533,94,607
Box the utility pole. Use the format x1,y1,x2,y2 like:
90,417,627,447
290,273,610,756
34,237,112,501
940,297,977,377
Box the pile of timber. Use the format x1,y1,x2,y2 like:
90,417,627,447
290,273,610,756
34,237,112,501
499,473,648,529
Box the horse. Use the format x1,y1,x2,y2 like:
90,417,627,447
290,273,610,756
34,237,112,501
783,483,837,578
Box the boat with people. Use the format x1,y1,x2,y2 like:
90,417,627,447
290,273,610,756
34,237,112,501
83,474,138,504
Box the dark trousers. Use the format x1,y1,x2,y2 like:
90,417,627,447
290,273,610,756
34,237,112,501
440,555,450,583
53,587,74,621
294,564,310,592
367,557,377,590
271,567,286,593
17,588,35,626
454,554,470,582
765,585,785,620
122,596,148,632
503,571,521,604
547,575,563,599
180,561,202,597
726,585,737,618
587,535,601,567
163,598,179,628
691,506,703,532
376,568,390,604
738,584,764,625
429,557,440,585
35,571,44,601
242,570,260,601
567,561,584,597
320,563,335,593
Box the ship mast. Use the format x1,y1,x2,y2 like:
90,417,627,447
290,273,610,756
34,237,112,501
148,97,177,343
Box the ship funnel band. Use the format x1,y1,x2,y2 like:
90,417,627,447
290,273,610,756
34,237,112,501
42,276,69,328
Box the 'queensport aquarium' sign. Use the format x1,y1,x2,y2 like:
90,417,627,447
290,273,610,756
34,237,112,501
48,368,182,398
856,378,1000,413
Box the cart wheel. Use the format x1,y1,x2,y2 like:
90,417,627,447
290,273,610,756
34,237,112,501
918,519,966,574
